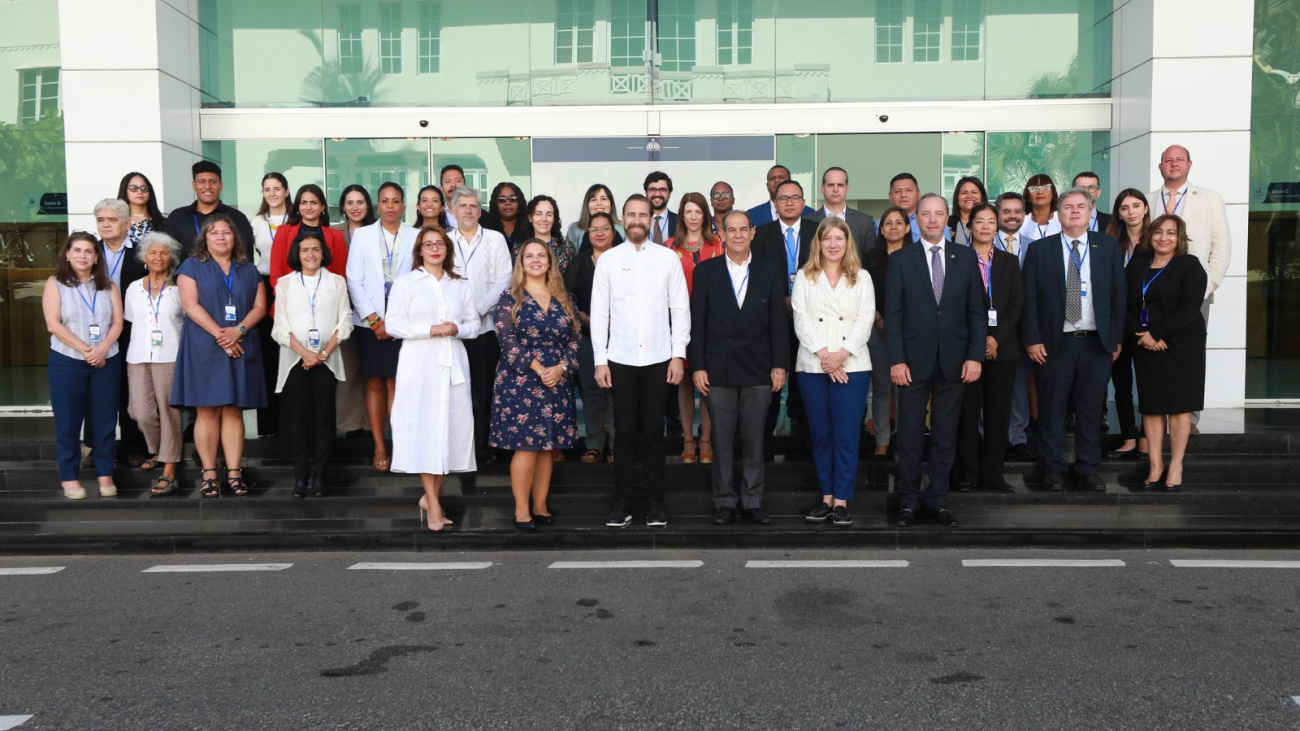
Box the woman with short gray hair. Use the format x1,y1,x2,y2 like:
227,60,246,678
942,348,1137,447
123,232,186,495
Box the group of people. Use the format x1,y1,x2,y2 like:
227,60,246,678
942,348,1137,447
45,143,1229,530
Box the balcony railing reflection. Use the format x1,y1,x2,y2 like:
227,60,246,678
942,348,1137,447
479,64,830,106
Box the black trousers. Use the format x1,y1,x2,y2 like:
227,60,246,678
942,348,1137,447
954,358,1017,488
257,276,281,437
464,331,501,454
1110,335,1139,440
1036,332,1112,474
764,322,803,436
896,364,964,512
280,364,337,482
610,360,670,507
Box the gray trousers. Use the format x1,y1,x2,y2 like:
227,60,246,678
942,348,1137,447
865,326,892,447
1008,351,1032,446
706,385,772,509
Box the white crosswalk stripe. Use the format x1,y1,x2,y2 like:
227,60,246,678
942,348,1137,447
348,562,492,570
0,715,34,730
1170,560,1300,569
142,564,292,573
0,568,63,576
746,560,908,568
549,560,703,569
963,559,1126,567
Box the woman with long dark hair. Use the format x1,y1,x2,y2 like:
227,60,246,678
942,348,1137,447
336,184,376,247
947,176,989,246
412,185,446,230
117,172,166,246
1107,188,1153,460
482,181,528,251
250,172,290,437
1019,173,1060,244
269,184,348,289
865,206,911,458
565,184,625,254
521,195,575,275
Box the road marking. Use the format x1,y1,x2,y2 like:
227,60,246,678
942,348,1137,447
1171,560,1300,569
0,715,34,730
348,562,492,571
1292,696,1300,708
0,567,63,576
142,564,292,573
548,560,704,569
963,559,1126,567
746,560,909,568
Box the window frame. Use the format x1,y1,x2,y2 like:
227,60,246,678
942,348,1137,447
379,3,404,75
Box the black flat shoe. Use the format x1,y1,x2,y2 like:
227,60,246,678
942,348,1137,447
515,519,536,531
309,478,326,497
533,512,555,526
1107,447,1139,460
1164,483,1182,492
292,480,308,498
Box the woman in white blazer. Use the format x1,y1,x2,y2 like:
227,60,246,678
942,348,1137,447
385,226,481,531
792,217,875,527
271,233,353,497
344,181,417,473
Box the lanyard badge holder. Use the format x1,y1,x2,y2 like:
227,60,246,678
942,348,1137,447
984,257,997,327
302,272,323,351
148,281,165,349
77,284,103,344
1139,265,1168,327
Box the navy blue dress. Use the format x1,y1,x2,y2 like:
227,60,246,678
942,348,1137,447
488,291,580,451
170,257,268,409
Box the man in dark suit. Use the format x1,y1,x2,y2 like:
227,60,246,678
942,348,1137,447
643,171,677,245
747,164,815,227
1021,187,1126,491
752,179,817,444
807,167,874,264
94,198,149,465
164,160,256,262
1073,172,1111,234
690,210,790,525
886,193,986,527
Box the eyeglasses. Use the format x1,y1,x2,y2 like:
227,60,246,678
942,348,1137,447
1027,185,1053,194
710,192,734,200
126,185,151,193
775,195,804,203
496,196,519,203
646,186,670,194
589,226,612,234
422,241,448,249
1078,184,1101,192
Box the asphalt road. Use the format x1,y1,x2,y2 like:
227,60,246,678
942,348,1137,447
1,549,1299,730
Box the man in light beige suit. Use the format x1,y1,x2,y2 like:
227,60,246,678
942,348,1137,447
1151,144,1230,430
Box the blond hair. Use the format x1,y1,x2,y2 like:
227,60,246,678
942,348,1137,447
802,217,861,286
508,238,579,333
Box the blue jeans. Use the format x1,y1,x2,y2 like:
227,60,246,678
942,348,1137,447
49,350,122,481
798,371,870,501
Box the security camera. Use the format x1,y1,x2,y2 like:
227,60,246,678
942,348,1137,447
419,120,429,128
878,114,889,123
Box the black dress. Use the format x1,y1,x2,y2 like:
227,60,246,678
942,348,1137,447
1125,254,1207,415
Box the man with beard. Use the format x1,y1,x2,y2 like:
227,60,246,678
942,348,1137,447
644,171,676,245
592,195,690,528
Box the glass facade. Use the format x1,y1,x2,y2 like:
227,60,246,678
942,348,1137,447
1247,0,1300,398
0,0,65,399
198,0,1111,108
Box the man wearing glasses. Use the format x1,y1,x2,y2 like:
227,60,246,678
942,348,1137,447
643,172,676,245
709,181,735,237
1072,172,1111,233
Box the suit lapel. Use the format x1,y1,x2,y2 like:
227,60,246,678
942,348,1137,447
911,242,937,309
1046,234,1066,313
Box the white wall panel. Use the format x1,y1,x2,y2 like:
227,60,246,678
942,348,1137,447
61,70,163,142
1148,58,1252,133
1204,347,1246,408
1151,0,1254,58
1207,275,1247,350
58,0,158,70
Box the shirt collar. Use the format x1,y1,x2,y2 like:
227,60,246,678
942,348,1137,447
726,251,752,269
453,226,483,245
823,205,846,219
779,218,801,234
1062,231,1090,247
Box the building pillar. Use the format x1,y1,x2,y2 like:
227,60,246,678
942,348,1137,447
58,0,203,232
1109,0,1253,408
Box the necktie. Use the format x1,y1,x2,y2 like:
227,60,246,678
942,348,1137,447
930,245,944,304
1166,190,1179,215
1005,234,1016,256
652,215,664,245
1066,239,1082,324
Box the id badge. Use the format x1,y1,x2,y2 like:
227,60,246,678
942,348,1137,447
987,309,998,327
788,273,795,294
1139,308,1149,327
308,329,322,350
224,304,237,322
88,324,102,345
150,329,163,348
1079,281,1088,298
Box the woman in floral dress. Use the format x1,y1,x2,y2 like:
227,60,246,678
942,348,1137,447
489,239,581,530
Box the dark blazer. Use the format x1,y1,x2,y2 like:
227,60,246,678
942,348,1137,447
650,210,677,242
747,201,816,228
981,248,1024,363
1123,254,1208,348
688,254,790,387
165,202,257,262
1021,231,1126,355
885,241,987,382
806,207,875,267
101,239,148,294
1093,211,1112,234
752,218,818,293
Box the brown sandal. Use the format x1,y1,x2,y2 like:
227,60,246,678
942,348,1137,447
680,437,697,464
699,440,713,464
580,449,603,464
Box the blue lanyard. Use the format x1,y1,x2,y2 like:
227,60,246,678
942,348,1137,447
382,228,398,272
733,267,749,302
1162,188,1187,217
300,272,320,324
1066,239,1088,274
221,263,235,304
105,244,125,280
75,282,99,324
192,213,202,236
1141,264,1168,303
1088,212,1099,232
457,230,480,267
981,253,993,303
146,279,166,323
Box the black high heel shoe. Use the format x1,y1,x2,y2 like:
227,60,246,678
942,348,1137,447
515,519,536,531
1140,469,1166,491
533,509,555,526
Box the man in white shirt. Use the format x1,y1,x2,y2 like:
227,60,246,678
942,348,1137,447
1149,145,1230,432
448,186,512,464
592,195,690,528
995,192,1034,461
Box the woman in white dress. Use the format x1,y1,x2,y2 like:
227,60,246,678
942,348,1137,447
385,226,481,531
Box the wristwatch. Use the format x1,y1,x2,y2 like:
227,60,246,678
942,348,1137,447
237,325,248,337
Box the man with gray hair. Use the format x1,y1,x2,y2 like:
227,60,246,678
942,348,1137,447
94,197,149,466
447,186,512,465
1021,186,1126,492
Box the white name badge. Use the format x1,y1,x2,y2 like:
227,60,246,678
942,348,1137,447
308,329,322,350
224,304,237,322
150,329,163,348
1079,281,1088,298
987,309,998,327
88,324,102,344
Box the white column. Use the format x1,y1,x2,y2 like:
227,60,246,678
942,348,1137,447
58,0,203,232
1109,0,1253,407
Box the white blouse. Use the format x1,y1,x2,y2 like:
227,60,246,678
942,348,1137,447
270,270,354,392
122,277,183,364
791,268,875,374
252,213,289,276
